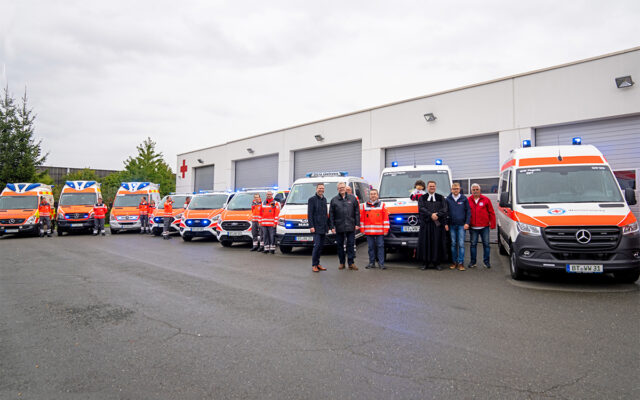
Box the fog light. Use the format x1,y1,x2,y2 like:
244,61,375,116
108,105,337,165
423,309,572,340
633,251,640,259
523,250,532,257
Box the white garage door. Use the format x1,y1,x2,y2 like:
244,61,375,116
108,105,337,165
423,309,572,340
194,165,214,192
294,141,362,180
234,154,279,190
536,114,640,218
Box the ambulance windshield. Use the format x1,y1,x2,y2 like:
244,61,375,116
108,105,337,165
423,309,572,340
0,195,38,210
516,165,623,204
189,194,228,210
379,170,451,199
158,196,188,209
227,192,267,210
287,183,339,204
114,194,147,207
60,193,97,206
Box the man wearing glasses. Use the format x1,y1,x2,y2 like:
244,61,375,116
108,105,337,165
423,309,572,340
468,183,496,268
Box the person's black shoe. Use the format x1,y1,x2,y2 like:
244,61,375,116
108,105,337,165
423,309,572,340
380,263,387,270
366,263,373,269
258,247,264,252
270,250,275,254
436,264,443,271
420,265,427,270
484,263,491,269
251,246,258,251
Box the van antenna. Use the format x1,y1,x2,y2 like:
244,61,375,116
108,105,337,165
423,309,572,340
413,152,416,168
557,135,563,161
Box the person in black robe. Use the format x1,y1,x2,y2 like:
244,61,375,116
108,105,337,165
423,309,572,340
417,181,449,270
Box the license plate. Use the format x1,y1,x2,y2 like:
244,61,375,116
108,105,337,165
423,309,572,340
5,229,18,233
227,231,243,236
296,236,314,242
566,264,603,273
71,223,83,227
191,227,204,232
401,226,420,232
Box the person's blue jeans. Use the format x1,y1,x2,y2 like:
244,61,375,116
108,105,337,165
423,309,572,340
449,225,465,264
469,227,490,265
312,233,325,266
366,235,385,265
335,231,356,265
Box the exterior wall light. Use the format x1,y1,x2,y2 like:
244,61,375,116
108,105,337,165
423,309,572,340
615,76,634,88
314,134,324,142
423,113,437,122
246,148,254,154
197,158,204,164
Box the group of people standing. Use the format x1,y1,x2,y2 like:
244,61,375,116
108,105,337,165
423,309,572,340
250,191,281,254
307,180,496,273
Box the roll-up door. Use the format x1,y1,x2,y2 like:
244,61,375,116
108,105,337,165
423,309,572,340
234,154,279,190
194,165,214,192
385,134,499,179
294,141,362,180
536,114,640,218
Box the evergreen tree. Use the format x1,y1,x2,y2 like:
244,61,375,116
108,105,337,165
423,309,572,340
122,137,175,196
0,87,47,189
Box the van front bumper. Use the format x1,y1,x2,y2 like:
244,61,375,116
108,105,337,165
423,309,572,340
110,220,141,230
0,224,38,235
276,233,337,247
57,219,94,230
513,233,640,274
180,226,217,239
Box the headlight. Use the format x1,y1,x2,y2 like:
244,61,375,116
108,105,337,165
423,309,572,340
622,222,639,235
278,218,285,227
110,214,117,221
175,213,183,220
517,222,541,236
57,211,65,220
25,215,37,224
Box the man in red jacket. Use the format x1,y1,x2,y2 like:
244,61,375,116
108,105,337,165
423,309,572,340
468,183,496,268
93,197,108,236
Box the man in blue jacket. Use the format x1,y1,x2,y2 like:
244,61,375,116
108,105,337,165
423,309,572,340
308,183,329,273
445,183,471,271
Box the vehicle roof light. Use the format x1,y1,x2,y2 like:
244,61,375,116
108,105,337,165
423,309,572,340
391,161,399,167
522,139,532,148
572,137,582,145
305,171,349,177
435,159,443,165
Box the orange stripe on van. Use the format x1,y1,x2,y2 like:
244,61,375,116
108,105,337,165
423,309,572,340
617,212,637,226
518,155,604,167
281,214,307,219
386,205,419,214
512,211,548,227
500,159,516,171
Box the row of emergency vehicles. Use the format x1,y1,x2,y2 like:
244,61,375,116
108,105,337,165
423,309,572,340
1,140,638,282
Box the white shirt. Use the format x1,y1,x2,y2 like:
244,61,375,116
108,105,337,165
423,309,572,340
428,193,435,202
452,194,461,201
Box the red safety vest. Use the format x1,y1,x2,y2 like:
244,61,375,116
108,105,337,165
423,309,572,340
259,199,280,227
38,203,51,217
359,201,390,235
164,201,173,217
139,201,149,215
251,201,262,223
93,203,108,219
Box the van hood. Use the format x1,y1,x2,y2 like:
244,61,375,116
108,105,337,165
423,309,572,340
512,203,635,227
0,209,37,219
183,209,223,219
279,204,314,220
220,209,251,220
58,205,93,213
381,197,419,215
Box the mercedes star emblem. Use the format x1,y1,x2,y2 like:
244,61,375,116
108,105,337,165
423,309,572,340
575,229,591,244
407,215,419,226
9,218,15,224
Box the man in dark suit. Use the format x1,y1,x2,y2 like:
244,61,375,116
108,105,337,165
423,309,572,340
308,183,329,273
417,181,449,270
330,182,360,271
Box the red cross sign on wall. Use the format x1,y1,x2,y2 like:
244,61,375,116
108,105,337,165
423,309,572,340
180,160,188,178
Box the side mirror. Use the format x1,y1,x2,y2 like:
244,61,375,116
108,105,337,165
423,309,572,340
625,188,637,206
499,192,511,208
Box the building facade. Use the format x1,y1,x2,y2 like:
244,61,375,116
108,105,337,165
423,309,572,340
176,47,639,217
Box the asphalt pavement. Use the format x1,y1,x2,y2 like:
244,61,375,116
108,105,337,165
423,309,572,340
1,232,638,399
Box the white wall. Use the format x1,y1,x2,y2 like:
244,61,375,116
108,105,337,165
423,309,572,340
177,48,640,192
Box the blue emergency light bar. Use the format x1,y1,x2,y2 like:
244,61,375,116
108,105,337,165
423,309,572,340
391,161,399,167
435,159,443,166
572,137,582,145
522,139,532,148
305,171,348,178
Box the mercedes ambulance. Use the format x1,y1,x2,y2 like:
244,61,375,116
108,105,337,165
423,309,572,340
109,182,161,234
275,172,370,253
179,192,234,241
377,163,452,253
497,140,639,282
150,193,192,236
56,180,102,236
216,189,267,247
0,183,54,237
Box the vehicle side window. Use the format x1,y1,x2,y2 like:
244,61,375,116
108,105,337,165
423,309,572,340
357,182,370,202
499,170,512,202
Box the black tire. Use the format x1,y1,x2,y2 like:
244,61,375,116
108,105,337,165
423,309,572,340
152,228,162,237
613,270,640,284
182,236,193,242
110,228,119,235
497,227,508,256
509,247,525,281
56,229,64,236
279,245,292,254
220,240,232,247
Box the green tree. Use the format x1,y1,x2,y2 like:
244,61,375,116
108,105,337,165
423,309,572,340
99,171,126,206
122,137,175,196
0,87,47,190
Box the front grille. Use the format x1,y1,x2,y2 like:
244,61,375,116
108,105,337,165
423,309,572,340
286,219,309,228
544,226,620,251
389,213,420,233
551,252,615,261
221,221,250,231
66,213,88,219
0,218,25,224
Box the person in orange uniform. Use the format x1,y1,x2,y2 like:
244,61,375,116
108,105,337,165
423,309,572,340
93,196,108,236
139,196,149,234
162,196,174,240
250,193,262,252
148,200,156,235
259,190,280,254
360,189,390,269
38,197,53,237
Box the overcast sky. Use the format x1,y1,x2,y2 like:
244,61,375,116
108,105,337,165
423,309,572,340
1,0,638,171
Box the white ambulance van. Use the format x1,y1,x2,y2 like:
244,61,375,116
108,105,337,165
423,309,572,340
497,140,639,282
377,163,452,252
276,172,370,253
